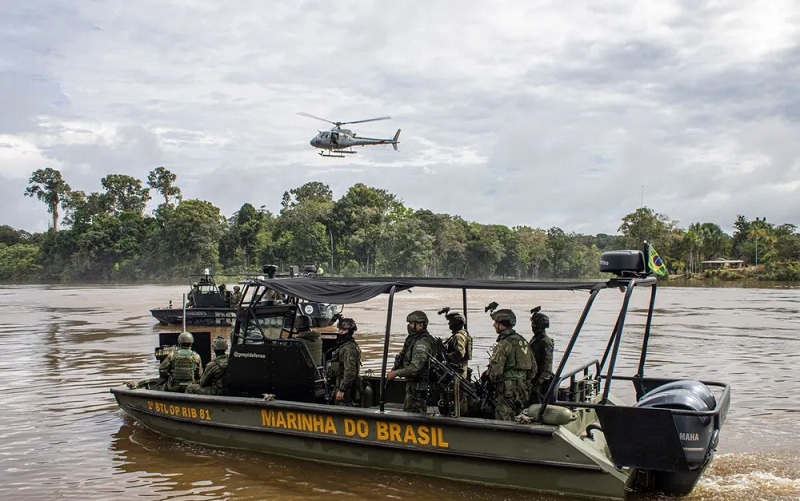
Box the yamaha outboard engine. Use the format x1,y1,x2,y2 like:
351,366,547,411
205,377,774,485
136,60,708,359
635,380,718,494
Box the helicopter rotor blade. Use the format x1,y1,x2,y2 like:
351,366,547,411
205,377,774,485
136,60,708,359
297,112,337,126
341,116,392,125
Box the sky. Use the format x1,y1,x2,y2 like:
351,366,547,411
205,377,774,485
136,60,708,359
2,1,799,236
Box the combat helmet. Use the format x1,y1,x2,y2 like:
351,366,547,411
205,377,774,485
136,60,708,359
295,314,312,331
491,309,516,327
212,335,228,352
406,310,429,324
177,331,194,346
531,307,550,332
337,317,357,333
446,311,465,330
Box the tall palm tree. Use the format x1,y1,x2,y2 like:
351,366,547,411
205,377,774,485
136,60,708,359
684,228,700,273
748,226,775,265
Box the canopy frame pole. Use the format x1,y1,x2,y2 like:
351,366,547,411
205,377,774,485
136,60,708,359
461,288,468,327
379,285,397,413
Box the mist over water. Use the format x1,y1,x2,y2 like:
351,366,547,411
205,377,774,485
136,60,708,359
0,284,798,500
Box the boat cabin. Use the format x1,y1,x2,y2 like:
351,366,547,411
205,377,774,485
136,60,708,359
189,273,231,308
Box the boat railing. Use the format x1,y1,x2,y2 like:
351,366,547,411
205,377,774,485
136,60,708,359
544,359,602,411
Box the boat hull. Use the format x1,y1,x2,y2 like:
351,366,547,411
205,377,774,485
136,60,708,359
150,307,237,326
150,304,337,328
112,384,634,500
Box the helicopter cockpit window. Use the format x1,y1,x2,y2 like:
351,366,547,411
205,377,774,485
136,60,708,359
322,132,329,138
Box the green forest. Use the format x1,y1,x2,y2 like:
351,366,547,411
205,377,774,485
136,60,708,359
1,167,799,282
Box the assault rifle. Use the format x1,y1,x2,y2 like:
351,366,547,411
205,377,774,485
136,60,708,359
428,355,480,402
479,374,497,416
322,360,334,404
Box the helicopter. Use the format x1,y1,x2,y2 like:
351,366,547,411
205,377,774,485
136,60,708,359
298,112,401,158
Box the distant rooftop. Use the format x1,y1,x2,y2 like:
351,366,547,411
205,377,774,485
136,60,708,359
700,259,744,270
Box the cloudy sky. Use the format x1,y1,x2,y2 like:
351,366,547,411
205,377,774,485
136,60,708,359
2,1,799,235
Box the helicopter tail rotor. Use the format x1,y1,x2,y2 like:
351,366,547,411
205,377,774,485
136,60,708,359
392,129,401,151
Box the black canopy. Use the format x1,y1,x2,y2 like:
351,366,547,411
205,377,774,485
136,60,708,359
249,276,607,305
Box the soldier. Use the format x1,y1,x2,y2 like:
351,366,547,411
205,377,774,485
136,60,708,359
484,309,536,421
387,311,438,413
529,307,554,403
327,317,361,405
443,311,473,416
443,311,473,378
187,283,199,307
295,314,323,367
218,283,231,306
231,285,243,306
186,336,229,395
159,331,203,393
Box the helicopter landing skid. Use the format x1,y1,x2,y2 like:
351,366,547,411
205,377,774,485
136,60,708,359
319,150,356,158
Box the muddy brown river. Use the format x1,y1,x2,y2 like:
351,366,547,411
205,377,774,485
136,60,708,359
0,284,798,500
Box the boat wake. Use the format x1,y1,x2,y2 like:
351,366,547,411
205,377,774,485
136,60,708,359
678,452,800,500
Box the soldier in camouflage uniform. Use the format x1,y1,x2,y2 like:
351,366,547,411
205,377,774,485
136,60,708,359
485,309,536,421
443,311,473,378
529,308,554,404
295,314,323,367
159,331,203,393
186,335,229,395
187,283,199,307
218,283,231,306
327,317,361,405
387,311,438,413
230,285,243,307
443,311,473,415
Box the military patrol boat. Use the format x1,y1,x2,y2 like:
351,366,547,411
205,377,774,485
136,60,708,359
150,266,341,327
114,249,729,500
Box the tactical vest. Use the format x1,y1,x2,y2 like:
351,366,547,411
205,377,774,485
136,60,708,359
298,331,323,367
399,332,437,379
503,332,534,371
444,329,473,363
172,348,197,386
328,338,359,378
530,334,553,377
210,355,229,394
214,354,229,372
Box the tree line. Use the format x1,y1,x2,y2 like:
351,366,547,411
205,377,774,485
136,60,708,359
1,167,798,282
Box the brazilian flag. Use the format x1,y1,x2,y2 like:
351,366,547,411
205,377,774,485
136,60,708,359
648,244,668,278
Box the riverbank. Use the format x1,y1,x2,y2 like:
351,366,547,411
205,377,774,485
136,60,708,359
673,262,800,282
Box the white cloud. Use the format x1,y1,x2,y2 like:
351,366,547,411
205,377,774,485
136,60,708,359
1,0,799,235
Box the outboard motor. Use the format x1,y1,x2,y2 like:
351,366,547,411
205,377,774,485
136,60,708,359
635,380,717,494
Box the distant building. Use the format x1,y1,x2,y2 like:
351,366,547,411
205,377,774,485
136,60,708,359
700,259,744,270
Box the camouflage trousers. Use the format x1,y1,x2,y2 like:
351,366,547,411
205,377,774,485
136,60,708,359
494,378,530,421
165,378,192,393
185,383,221,395
529,377,554,404
403,381,428,413
333,382,360,406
